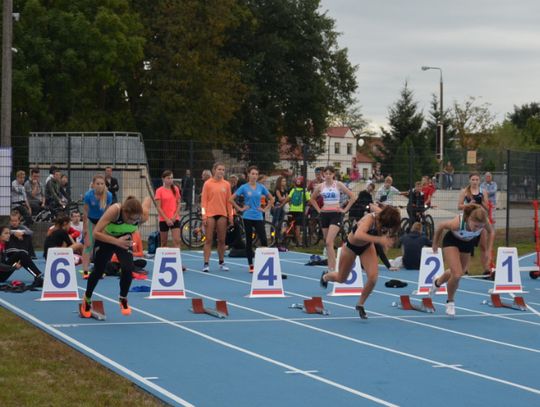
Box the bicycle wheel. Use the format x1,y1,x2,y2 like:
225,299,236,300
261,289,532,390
306,218,322,247
253,221,277,248
279,219,293,248
397,217,410,247
180,217,206,249
424,214,435,241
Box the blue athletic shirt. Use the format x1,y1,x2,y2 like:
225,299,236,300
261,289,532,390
84,189,113,222
235,183,269,221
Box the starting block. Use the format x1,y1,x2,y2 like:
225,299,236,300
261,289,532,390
190,298,229,318
483,294,527,311
393,295,435,313
289,296,330,315
78,300,106,321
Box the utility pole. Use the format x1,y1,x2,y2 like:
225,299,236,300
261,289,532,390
1,0,13,147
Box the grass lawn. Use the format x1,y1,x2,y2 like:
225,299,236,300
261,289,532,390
0,306,165,407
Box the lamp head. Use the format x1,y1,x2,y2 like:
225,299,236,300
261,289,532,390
421,66,430,71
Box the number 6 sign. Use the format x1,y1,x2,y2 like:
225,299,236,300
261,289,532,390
148,248,186,299
40,248,80,301
416,247,447,296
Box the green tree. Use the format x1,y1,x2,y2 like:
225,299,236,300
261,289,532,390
451,96,496,150
13,0,145,135
379,83,425,188
225,0,357,169
129,0,248,142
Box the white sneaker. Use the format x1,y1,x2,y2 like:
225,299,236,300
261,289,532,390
219,263,229,271
445,301,456,317
428,278,439,296
203,265,210,273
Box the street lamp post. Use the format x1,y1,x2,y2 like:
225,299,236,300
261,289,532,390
421,66,443,164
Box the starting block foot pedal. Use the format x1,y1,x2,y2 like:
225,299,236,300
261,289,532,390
190,298,229,318
289,296,330,315
484,294,527,311
395,295,435,313
78,300,106,320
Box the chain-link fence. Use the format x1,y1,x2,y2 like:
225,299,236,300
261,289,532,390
5,132,539,249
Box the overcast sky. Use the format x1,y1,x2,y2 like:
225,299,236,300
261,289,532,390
319,0,540,130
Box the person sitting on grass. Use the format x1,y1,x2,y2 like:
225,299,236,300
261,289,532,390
0,226,43,287
44,214,84,259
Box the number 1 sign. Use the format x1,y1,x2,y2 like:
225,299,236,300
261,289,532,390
40,248,80,301
492,247,523,293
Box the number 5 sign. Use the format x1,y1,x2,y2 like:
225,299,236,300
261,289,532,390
40,248,80,301
416,247,447,296
148,248,186,299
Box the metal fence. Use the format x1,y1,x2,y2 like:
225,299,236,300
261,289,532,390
6,132,540,249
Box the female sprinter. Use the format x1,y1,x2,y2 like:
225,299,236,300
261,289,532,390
155,170,181,250
430,203,494,316
82,174,112,279
320,205,400,319
457,172,491,274
310,166,355,274
80,196,151,317
230,166,274,273
201,163,234,272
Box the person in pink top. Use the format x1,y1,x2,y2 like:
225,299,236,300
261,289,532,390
201,162,234,272
155,170,181,250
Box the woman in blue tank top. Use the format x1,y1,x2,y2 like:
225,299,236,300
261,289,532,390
430,203,494,317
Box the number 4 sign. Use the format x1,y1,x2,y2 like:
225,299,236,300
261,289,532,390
416,247,447,296
40,248,80,301
148,248,186,299
249,248,285,297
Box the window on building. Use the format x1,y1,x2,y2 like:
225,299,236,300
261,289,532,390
347,143,353,155
334,142,340,154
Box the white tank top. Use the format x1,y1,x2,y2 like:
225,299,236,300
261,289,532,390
452,214,483,241
321,181,340,209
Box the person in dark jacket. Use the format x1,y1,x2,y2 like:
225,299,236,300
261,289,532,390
399,222,432,270
105,167,120,203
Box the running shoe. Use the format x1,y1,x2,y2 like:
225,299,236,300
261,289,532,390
202,264,210,273
119,297,132,316
82,270,90,280
355,304,368,319
80,297,92,318
320,271,328,289
249,265,254,273
219,263,229,271
428,278,439,296
32,275,44,288
445,301,456,317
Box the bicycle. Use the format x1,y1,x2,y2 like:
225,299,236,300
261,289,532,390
279,212,322,248
398,205,435,243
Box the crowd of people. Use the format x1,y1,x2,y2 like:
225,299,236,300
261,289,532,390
2,161,500,319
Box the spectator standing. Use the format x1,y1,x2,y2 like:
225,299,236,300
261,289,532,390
45,168,64,210
480,172,497,208
105,167,120,203
371,163,384,182
349,181,375,222
181,169,194,211
11,170,32,223
287,176,311,246
375,176,402,206
24,169,46,215
155,170,182,250
272,176,289,248
443,161,455,190
421,175,436,207
59,174,71,204
70,210,84,243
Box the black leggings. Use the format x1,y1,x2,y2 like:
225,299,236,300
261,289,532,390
243,219,267,265
5,251,41,278
85,241,135,299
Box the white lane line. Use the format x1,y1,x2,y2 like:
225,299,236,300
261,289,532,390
86,290,399,407
285,370,319,374
176,286,540,396
144,377,159,380
181,255,540,337
432,364,463,369
0,298,194,407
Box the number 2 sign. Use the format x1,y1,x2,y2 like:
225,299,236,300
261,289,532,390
417,247,447,296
